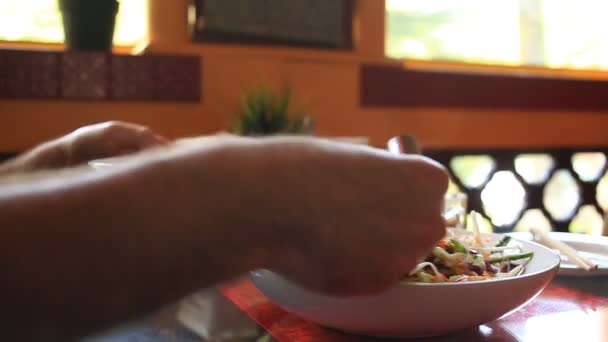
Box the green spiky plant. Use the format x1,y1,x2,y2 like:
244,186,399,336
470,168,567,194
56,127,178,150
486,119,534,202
232,85,314,136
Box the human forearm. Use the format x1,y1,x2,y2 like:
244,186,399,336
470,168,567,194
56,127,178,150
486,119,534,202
0,145,275,341
0,134,449,340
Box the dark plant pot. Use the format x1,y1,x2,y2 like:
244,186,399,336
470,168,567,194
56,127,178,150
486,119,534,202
59,0,119,51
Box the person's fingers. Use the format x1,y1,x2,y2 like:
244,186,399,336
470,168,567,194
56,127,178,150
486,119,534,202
99,121,168,152
154,134,170,144
132,126,169,149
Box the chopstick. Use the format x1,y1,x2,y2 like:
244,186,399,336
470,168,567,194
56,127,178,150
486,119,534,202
470,211,484,247
530,227,598,271
387,134,421,155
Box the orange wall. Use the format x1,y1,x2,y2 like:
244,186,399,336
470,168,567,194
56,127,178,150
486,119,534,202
3,0,608,152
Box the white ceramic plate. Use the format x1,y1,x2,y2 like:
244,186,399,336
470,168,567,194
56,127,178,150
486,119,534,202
251,234,560,338
507,231,608,277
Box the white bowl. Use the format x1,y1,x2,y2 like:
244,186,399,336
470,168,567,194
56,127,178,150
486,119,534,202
250,234,560,338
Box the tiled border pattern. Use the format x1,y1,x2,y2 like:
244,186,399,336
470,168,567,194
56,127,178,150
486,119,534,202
0,50,201,102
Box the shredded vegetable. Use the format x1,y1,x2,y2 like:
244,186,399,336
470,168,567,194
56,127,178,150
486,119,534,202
405,228,533,283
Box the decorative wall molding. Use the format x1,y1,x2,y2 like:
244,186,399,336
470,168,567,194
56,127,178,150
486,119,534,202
361,64,608,110
0,50,201,102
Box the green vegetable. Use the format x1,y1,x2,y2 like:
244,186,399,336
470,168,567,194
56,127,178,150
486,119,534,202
472,254,486,269
450,239,467,253
449,275,468,282
416,272,435,283
496,236,512,247
488,252,534,263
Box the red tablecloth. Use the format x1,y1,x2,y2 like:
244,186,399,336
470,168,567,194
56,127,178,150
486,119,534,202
220,279,608,342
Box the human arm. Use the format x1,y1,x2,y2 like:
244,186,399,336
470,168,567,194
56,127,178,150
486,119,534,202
0,136,447,341
0,138,270,341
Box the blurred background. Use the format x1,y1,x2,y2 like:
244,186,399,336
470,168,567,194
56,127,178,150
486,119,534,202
2,0,608,235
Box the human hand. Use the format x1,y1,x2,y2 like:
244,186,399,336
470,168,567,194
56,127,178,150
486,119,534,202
192,136,448,296
58,121,168,166
0,121,168,175
271,139,448,295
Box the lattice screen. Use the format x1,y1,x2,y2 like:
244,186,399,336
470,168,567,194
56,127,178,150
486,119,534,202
424,148,608,234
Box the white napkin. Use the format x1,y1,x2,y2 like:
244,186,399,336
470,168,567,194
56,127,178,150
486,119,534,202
177,287,260,341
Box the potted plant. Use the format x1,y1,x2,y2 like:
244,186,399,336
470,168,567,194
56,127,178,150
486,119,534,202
58,0,119,51
232,85,314,136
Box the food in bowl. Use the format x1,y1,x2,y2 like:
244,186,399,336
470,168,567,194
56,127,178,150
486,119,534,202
250,232,560,338
407,229,533,283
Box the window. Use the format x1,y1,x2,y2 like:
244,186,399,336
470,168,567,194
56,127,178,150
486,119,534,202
0,0,147,46
386,0,608,70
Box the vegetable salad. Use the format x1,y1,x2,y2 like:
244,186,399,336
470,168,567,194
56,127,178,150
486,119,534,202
407,230,533,283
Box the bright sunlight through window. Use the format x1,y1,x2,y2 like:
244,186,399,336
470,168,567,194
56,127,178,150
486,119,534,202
387,0,608,70
0,0,147,46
